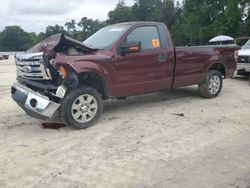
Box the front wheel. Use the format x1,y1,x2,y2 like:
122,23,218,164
198,70,223,99
61,86,103,129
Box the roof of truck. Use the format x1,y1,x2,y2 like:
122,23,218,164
111,21,164,26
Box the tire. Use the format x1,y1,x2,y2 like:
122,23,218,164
61,86,103,129
198,70,223,99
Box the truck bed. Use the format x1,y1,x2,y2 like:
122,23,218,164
173,45,238,88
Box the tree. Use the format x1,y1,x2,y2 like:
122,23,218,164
211,0,246,37
243,5,250,36
77,17,105,40
132,0,164,21
0,26,32,51
0,0,249,50
108,0,135,24
65,19,77,33
176,0,224,45
45,24,68,37
28,32,39,46
36,32,47,42
172,0,248,46
162,0,179,28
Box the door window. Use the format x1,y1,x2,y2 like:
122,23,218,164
127,26,161,51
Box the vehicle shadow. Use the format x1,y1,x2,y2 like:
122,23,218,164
36,87,200,130
103,86,200,113
232,76,250,84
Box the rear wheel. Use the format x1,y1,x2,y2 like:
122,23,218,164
199,70,223,99
61,86,103,129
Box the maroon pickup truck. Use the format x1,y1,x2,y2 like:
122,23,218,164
11,22,237,129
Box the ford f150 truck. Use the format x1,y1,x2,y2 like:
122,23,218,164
11,22,237,129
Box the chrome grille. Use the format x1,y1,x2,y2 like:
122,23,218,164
15,52,52,80
237,56,250,64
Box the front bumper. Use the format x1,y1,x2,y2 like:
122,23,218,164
237,63,250,73
11,82,64,119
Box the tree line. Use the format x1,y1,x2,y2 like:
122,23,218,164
0,0,249,51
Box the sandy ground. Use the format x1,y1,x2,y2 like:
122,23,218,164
0,56,250,188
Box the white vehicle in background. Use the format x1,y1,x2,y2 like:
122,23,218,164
0,52,9,60
235,39,250,76
3,53,9,60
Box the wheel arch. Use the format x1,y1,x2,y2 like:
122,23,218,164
207,63,226,77
78,71,110,100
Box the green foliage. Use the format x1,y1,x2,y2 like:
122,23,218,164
0,0,249,51
65,19,77,33
45,24,68,37
173,0,248,45
108,0,250,46
77,17,105,40
0,26,32,51
108,0,135,24
132,0,166,22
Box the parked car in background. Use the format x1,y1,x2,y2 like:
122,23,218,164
0,53,9,60
235,39,250,76
3,54,9,60
234,37,250,47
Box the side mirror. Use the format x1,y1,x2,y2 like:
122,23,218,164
120,41,141,56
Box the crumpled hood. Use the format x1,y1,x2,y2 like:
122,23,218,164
27,33,95,57
25,33,114,74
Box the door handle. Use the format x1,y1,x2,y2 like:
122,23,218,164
158,54,167,63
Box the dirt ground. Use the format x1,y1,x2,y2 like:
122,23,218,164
0,56,250,188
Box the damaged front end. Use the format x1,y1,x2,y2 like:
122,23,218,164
11,33,95,119
11,51,67,119
11,82,63,119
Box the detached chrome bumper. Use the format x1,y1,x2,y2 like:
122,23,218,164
11,82,64,119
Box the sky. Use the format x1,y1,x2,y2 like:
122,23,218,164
0,0,134,33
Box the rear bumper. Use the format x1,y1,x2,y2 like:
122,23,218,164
237,63,250,72
11,82,62,119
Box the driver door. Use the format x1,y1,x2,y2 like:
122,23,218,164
112,25,174,97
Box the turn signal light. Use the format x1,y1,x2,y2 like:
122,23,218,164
59,66,68,78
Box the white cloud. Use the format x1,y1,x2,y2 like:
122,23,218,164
9,0,83,15
0,0,134,33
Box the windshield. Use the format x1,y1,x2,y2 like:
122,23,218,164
243,39,250,49
83,25,129,49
